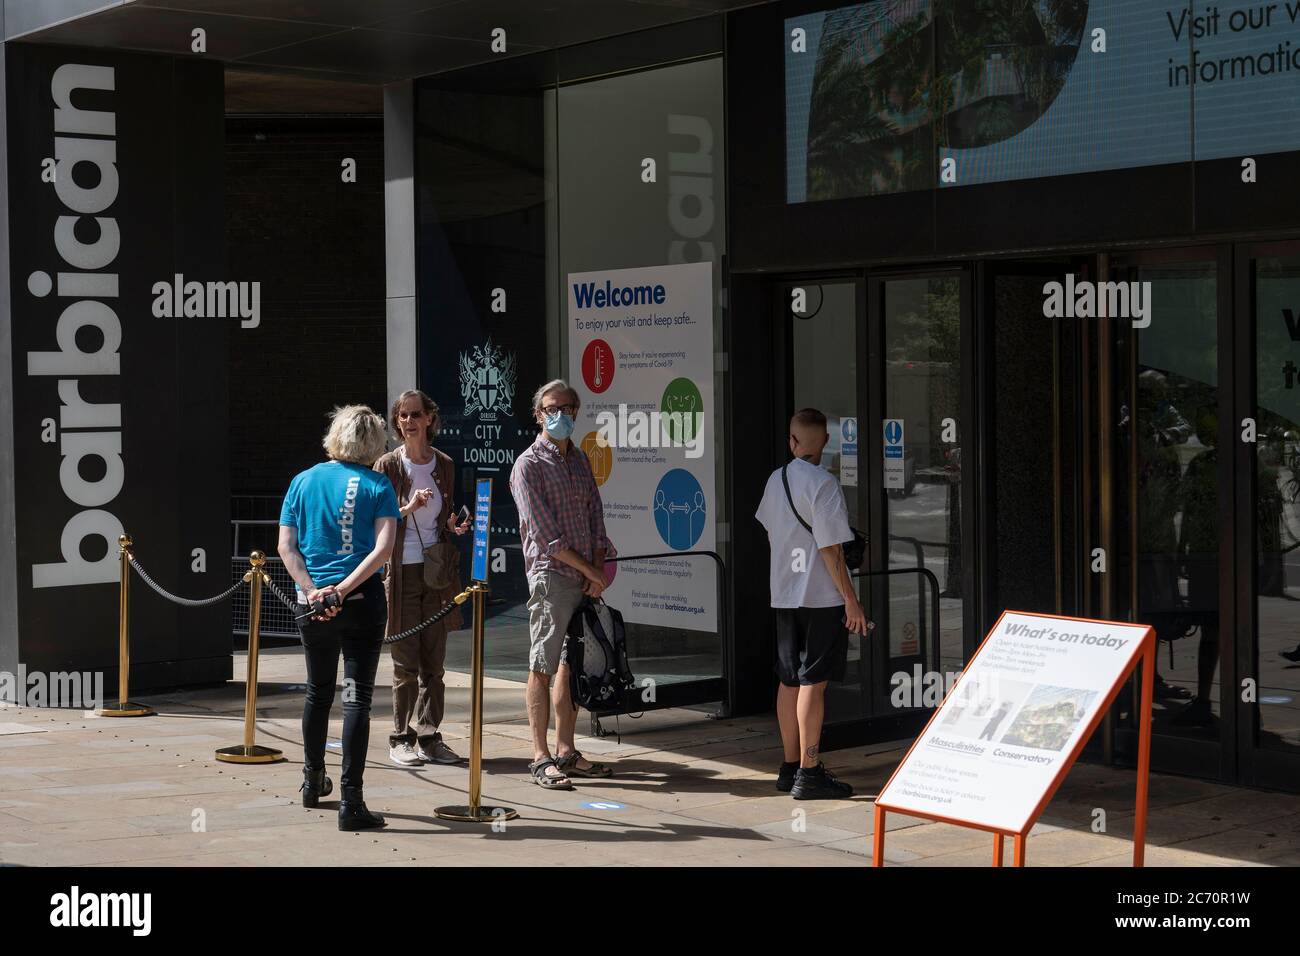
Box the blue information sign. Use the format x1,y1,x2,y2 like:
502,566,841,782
883,419,904,458
471,478,492,583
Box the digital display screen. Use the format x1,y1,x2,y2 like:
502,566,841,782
786,0,1300,202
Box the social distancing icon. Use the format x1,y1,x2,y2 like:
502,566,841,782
653,468,706,550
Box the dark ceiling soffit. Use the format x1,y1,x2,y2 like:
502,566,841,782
9,0,774,85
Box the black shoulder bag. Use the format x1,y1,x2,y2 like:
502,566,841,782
781,461,867,571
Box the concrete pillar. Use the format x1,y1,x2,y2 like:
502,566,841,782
383,81,418,407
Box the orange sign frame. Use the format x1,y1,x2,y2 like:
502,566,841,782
871,609,1156,867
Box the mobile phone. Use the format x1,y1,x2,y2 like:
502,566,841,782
458,505,471,524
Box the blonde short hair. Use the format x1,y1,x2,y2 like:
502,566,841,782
323,405,388,465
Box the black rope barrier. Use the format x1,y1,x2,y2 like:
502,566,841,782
129,557,247,607
261,573,464,644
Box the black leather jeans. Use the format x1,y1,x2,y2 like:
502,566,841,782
299,575,386,792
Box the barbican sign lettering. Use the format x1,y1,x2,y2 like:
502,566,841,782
29,64,124,589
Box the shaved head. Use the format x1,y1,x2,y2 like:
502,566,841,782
789,408,829,463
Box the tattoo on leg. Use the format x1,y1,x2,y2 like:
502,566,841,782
805,745,818,761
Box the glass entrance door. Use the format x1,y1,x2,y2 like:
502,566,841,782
1243,241,1300,789
783,278,873,724
873,273,970,674
1110,248,1229,778
865,271,973,731
780,272,961,743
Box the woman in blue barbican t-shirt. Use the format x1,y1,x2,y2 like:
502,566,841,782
278,404,400,832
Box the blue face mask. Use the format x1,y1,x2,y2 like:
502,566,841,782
544,410,575,441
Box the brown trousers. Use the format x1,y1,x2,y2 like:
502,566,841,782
389,564,451,746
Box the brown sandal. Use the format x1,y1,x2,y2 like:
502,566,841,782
555,750,612,778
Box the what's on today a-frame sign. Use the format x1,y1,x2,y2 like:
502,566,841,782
873,610,1156,867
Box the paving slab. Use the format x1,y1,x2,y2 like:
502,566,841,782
0,665,1292,868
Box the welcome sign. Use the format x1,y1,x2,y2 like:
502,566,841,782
566,261,717,632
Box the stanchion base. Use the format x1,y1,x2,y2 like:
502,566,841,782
434,804,518,823
214,745,284,764
97,702,155,717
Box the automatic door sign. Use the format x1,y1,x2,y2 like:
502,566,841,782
883,419,904,490
840,417,858,487
876,611,1151,834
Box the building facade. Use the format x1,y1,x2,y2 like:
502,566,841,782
1,1,1297,792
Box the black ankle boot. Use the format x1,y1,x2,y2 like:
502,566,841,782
338,787,386,831
300,766,333,809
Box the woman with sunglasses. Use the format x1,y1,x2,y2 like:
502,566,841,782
374,390,471,768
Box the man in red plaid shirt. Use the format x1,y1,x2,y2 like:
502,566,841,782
509,378,617,789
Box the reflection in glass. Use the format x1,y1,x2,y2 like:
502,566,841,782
1131,262,1220,738
1255,255,1300,754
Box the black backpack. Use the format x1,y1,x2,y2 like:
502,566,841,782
565,597,636,711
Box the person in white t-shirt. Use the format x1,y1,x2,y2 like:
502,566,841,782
756,408,871,800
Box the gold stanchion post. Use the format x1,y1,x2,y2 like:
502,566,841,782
216,551,283,763
98,534,155,717
435,584,517,823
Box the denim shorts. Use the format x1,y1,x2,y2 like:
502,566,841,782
526,571,586,676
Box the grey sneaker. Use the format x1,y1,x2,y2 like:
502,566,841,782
389,741,424,767
418,738,462,765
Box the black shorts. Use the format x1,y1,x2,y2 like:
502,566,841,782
775,606,848,687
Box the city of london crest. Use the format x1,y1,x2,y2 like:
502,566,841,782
459,339,517,422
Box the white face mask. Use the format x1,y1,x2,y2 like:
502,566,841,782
544,410,576,441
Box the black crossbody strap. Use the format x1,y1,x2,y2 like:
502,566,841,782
781,462,814,535
409,494,428,548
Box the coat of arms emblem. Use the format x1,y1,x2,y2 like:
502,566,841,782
460,339,517,422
